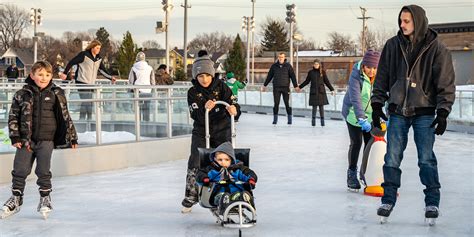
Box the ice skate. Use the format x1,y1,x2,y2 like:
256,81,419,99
1,195,23,219
377,203,393,224
347,169,361,192
424,206,439,226
37,195,52,220
181,206,192,213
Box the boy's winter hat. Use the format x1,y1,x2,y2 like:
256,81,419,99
226,72,234,79
362,50,381,68
136,52,146,62
192,50,215,79
210,141,236,164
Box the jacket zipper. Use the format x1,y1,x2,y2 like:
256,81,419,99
34,90,43,141
399,39,436,115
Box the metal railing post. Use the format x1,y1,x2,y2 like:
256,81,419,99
134,89,141,141
167,88,173,138
95,89,102,145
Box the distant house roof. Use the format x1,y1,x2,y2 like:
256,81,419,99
296,50,342,57
210,52,226,62
1,47,34,65
430,21,474,33
143,48,166,58
174,49,194,59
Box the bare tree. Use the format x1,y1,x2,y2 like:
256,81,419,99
188,31,233,54
358,27,396,52
142,40,161,49
326,32,357,56
0,4,30,51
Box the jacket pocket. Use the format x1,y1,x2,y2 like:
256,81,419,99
388,77,406,106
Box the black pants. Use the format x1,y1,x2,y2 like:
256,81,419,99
183,126,232,206
11,141,54,193
312,105,324,118
346,122,371,170
273,87,292,115
139,93,152,121
78,89,93,120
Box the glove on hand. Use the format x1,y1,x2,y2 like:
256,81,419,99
202,177,210,186
358,118,372,132
430,109,449,135
371,103,388,129
248,178,256,189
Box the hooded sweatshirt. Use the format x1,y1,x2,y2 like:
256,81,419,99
128,61,155,93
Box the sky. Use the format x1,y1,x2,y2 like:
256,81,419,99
5,0,474,49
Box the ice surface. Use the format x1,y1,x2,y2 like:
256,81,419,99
0,113,472,236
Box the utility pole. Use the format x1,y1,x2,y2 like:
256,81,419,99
242,16,254,83
181,0,191,80
358,7,372,55
162,1,173,74
285,4,296,68
251,0,256,84
30,8,42,63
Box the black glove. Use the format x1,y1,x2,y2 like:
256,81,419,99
248,178,256,189
430,109,449,135
202,177,210,186
371,103,388,129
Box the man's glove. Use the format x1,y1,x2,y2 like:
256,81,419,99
371,103,388,129
202,177,210,186
430,109,449,135
357,118,372,132
248,178,256,189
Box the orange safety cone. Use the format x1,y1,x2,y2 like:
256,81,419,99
360,122,387,197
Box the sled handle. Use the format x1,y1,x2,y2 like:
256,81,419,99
205,101,236,149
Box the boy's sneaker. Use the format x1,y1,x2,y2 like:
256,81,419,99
218,192,231,215
1,194,23,219
377,203,394,224
347,169,361,191
425,206,439,226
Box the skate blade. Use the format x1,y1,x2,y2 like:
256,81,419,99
181,207,192,214
347,188,360,193
425,218,436,226
39,207,51,220
380,216,388,224
1,207,20,219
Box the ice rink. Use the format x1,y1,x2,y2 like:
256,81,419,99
0,113,473,236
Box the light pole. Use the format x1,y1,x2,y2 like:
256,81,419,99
161,1,173,74
285,4,296,68
242,16,255,82
30,8,42,63
181,0,191,79
251,0,256,84
293,33,303,82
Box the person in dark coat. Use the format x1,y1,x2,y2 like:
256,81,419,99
5,63,20,82
371,5,456,220
297,59,335,126
261,53,300,125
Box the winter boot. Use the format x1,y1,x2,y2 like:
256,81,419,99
377,203,394,223
287,115,292,125
311,117,316,127
1,190,23,219
320,117,325,126
272,114,278,125
218,192,231,215
347,169,361,191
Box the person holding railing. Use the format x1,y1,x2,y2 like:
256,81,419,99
297,59,335,127
59,40,117,120
181,50,238,213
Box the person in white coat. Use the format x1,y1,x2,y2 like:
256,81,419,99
128,52,155,121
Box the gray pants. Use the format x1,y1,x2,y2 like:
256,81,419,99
11,141,54,194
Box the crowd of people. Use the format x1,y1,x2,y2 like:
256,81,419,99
1,4,456,225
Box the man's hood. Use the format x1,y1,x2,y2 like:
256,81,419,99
398,5,429,44
132,61,149,70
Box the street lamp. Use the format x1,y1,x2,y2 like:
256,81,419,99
251,0,256,85
30,8,42,63
161,0,173,74
285,4,296,68
293,33,303,82
242,16,255,82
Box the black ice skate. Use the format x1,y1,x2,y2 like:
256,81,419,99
37,195,52,220
377,203,394,224
347,169,361,192
425,206,439,226
1,193,23,219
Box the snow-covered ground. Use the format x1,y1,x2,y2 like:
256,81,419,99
0,113,472,236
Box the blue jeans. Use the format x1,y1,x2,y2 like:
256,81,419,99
382,114,441,207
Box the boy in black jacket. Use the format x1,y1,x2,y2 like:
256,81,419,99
181,50,238,213
1,61,78,219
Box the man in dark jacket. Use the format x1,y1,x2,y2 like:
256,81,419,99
6,63,20,82
262,53,300,125
371,5,455,223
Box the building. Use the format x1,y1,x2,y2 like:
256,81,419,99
430,21,474,85
0,47,34,78
142,48,194,78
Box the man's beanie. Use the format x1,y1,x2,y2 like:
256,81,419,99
192,50,215,79
226,72,234,79
136,52,146,62
362,50,381,68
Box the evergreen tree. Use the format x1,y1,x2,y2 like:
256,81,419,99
260,18,289,54
116,31,138,78
224,34,246,81
95,27,113,58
